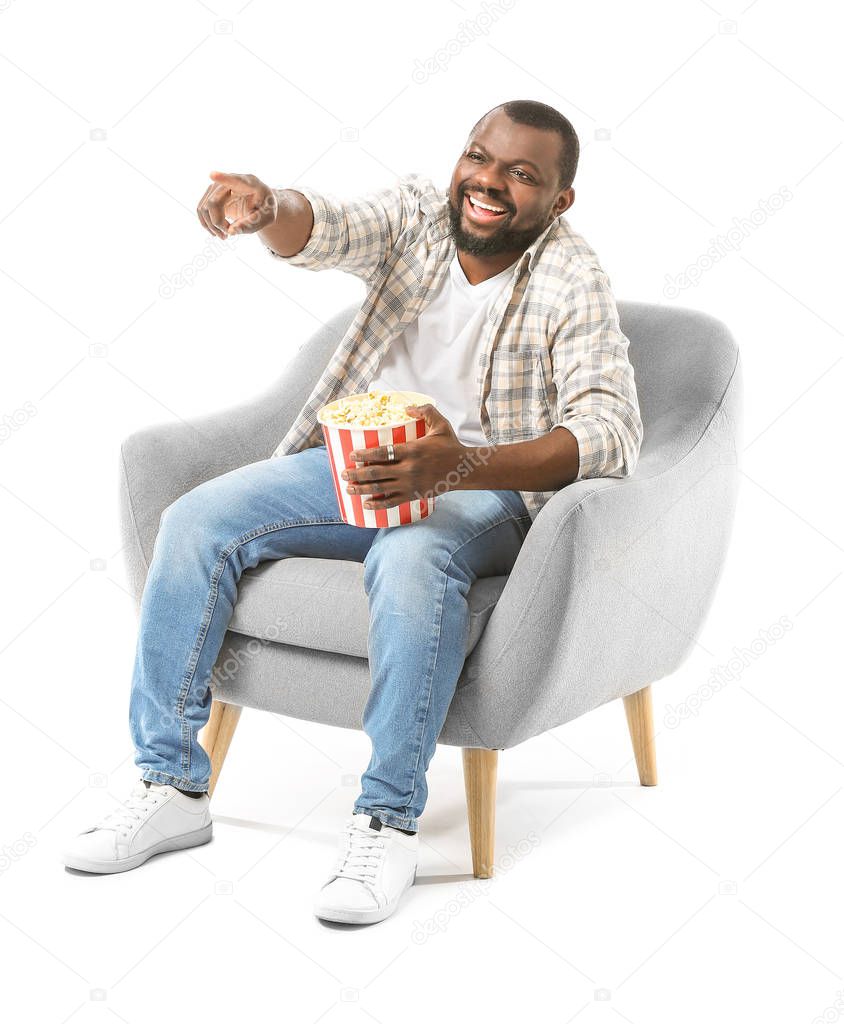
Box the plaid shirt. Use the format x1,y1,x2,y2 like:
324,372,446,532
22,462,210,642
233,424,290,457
266,173,643,522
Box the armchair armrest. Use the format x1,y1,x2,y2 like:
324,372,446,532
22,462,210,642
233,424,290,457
455,354,742,750
119,305,358,604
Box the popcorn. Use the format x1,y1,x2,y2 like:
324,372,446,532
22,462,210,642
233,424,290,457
320,390,419,428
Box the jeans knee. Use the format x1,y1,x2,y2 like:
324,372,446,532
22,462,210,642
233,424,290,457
160,491,197,533
156,490,222,559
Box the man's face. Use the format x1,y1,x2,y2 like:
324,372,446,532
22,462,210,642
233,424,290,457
447,111,574,257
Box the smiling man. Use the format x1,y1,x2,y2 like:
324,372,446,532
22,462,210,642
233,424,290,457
263,100,642,515
63,100,642,929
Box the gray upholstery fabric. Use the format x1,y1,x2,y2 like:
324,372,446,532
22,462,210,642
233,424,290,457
208,634,481,749
229,557,507,660
119,299,741,750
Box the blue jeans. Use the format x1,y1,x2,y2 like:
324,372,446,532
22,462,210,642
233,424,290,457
128,444,532,832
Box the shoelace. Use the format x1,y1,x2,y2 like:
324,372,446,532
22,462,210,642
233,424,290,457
334,822,386,887
94,785,161,837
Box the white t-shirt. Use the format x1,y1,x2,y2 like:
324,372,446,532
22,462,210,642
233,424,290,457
366,252,517,446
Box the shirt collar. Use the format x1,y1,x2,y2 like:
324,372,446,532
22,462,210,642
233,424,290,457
523,213,568,272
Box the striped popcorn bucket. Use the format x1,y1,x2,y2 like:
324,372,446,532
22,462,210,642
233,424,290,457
318,390,438,529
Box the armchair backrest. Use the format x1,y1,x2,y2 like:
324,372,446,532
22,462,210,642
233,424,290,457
618,300,741,476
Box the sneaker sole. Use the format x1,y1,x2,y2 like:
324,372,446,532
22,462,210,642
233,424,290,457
314,865,417,925
64,822,213,874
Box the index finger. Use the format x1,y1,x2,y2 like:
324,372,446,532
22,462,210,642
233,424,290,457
209,170,249,188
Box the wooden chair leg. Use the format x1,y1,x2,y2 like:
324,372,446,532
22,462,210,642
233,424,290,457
199,700,243,797
462,747,498,878
623,685,658,786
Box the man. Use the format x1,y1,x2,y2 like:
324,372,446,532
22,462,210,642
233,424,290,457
63,100,643,926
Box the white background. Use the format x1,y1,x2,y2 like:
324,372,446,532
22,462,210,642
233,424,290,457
1,1,842,1021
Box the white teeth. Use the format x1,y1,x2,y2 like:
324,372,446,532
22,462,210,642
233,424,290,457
468,194,506,213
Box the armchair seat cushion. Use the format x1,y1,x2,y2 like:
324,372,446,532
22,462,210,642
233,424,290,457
228,555,509,659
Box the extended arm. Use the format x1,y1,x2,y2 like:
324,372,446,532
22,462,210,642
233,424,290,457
257,189,314,257
262,173,435,283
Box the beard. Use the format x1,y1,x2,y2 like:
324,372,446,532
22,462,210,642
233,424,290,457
446,187,554,256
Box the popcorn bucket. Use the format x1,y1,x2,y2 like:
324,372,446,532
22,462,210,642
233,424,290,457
318,390,437,529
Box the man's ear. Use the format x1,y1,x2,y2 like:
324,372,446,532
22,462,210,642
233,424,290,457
554,186,575,217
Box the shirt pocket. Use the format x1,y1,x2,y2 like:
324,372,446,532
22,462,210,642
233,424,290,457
490,347,552,436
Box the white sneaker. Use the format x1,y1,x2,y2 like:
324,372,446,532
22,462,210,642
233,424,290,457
313,813,419,925
63,779,212,874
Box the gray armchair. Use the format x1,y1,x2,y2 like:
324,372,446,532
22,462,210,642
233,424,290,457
119,300,742,877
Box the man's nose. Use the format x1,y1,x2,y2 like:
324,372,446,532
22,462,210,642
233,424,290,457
472,163,508,195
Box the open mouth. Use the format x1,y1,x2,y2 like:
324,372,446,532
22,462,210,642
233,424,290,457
463,192,511,224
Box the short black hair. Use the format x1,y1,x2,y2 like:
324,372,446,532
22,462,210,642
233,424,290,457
469,100,579,191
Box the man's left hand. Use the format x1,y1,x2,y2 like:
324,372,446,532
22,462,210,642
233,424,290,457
340,404,468,510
